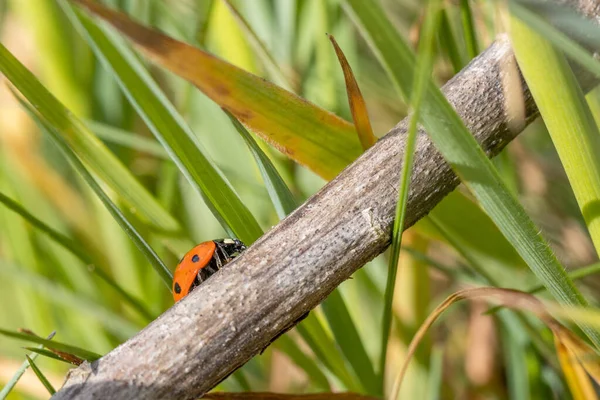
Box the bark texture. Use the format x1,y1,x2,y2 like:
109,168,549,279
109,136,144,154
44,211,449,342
53,1,599,399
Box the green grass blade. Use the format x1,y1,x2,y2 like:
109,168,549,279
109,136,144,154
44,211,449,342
344,0,600,348
510,2,600,79
72,0,362,181
60,1,263,245
0,190,153,321
87,120,169,159
459,0,479,59
21,99,172,287
86,121,263,201
438,7,465,74
0,329,101,361
0,191,91,262
0,332,55,400
428,215,498,286
502,327,530,400
588,88,600,128
26,355,56,395
296,313,358,391
0,360,31,399
0,263,140,339
510,9,600,255
379,0,440,387
512,0,600,51
402,245,464,278
231,371,251,392
0,42,180,235
221,0,292,91
194,0,215,47
226,111,297,219
422,192,526,269
321,290,378,395
541,262,600,292
275,334,331,391
426,345,444,400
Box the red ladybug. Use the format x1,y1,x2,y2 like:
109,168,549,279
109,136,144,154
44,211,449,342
172,239,246,302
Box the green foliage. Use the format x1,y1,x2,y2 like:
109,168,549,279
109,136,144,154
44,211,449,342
26,356,56,395
346,0,600,349
1,0,600,399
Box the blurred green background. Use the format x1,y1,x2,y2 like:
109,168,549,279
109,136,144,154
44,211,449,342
0,0,599,399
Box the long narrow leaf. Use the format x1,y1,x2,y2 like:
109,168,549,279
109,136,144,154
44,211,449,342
71,0,362,181
0,42,180,234
379,0,440,386
510,8,600,254
344,0,600,348
328,34,376,150
226,111,297,219
512,0,600,51
438,8,465,74
421,192,526,269
231,371,251,392
0,332,55,400
87,120,169,159
275,335,331,391
502,327,529,400
24,347,74,365
0,190,153,321
0,262,140,339
0,329,101,361
510,2,600,79
321,290,378,395
20,98,172,286
426,346,444,400
221,0,292,91
59,1,263,245
296,314,359,391
459,0,479,59
26,355,56,395
390,288,572,398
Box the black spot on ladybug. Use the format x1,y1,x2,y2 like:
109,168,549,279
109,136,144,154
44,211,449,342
192,254,200,263
174,282,181,294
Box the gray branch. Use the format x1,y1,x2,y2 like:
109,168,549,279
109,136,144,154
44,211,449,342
52,1,599,399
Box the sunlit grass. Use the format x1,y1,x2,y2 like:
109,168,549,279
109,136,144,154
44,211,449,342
1,0,600,399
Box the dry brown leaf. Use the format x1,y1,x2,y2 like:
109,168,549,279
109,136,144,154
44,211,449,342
389,287,600,400
328,34,377,151
70,0,362,180
554,333,597,400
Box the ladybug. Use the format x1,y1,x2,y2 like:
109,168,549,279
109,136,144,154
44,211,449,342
172,238,246,302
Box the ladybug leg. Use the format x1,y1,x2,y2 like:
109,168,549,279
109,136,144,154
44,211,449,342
225,244,236,263
195,256,221,286
214,241,231,265
213,248,224,270
259,311,310,355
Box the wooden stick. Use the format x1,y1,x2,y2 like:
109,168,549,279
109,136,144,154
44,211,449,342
53,1,599,399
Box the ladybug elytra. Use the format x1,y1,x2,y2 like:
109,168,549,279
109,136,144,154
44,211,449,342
172,238,246,302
